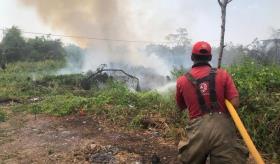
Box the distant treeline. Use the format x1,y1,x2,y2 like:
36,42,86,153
1,26,279,68
0,26,67,63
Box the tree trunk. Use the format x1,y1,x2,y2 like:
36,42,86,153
218,7,227,68
217,0,232,68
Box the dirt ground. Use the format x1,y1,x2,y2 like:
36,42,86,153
0,104,180,164
0,102,260,164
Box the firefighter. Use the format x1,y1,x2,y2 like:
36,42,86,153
176,41,248,163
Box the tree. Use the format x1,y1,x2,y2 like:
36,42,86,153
1,26,66,63
145,28,191,67
217,0,233,68
26,36,66,61
165,28,191,47
271,29,280,63
0,43,6,69
270,29,280,64
245,29,280,65
64,44,85,68
1,26,26,62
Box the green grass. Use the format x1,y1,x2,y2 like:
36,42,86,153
0,60,65,98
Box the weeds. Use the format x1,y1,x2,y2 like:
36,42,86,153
227,59,280,160
29,94,93,116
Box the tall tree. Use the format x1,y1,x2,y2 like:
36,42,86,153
1,26,26,62
217,0,233,68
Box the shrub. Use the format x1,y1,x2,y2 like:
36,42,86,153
0,110,6,122
29,94,92,116
228,58,280,159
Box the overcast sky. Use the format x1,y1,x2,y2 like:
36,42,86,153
1,0,280,46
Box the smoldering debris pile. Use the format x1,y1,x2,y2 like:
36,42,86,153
33,64,172,92
33,64,140,91
107,63,172,90
81,64,140,91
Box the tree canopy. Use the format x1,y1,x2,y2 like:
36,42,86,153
1,26,66,63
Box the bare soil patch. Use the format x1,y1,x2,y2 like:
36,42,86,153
0,108,179,164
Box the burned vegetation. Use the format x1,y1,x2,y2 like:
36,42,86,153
81,64,140,91
34,64,141,92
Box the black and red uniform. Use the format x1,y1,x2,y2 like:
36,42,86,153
176,64,239,119
176,41,248,164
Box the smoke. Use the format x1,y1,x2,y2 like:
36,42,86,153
19,0,171,75
155,82,176,93
20,0,131,46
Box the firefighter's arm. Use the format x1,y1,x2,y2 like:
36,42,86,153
229,96,239,109
224,70,240,109
176,80,187,111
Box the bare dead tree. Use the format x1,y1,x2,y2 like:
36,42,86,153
217,0,233,68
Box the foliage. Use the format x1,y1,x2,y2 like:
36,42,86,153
88,82,179,128
145,28,192,67
37,74,85,88
165,28,191,47
30,94,92,116
0,110,6,122
26,36,66,61
228,58,280,159
221,44,247,66
64,44,85,69
0,60,64,98
247,38,280,65
170,65,187,79
1,26,26,63
1,26,66,63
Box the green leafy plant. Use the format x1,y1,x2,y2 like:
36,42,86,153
228,58,280,159
0,110,6,122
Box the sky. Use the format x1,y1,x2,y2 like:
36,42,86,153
0,0,280,47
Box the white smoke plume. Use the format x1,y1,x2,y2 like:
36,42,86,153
19,0,171,75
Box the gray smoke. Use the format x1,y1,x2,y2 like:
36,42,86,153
19,0,171,75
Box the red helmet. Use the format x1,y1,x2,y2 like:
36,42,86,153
192,41,212,56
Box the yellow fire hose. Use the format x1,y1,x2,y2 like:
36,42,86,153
225,99,265,164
